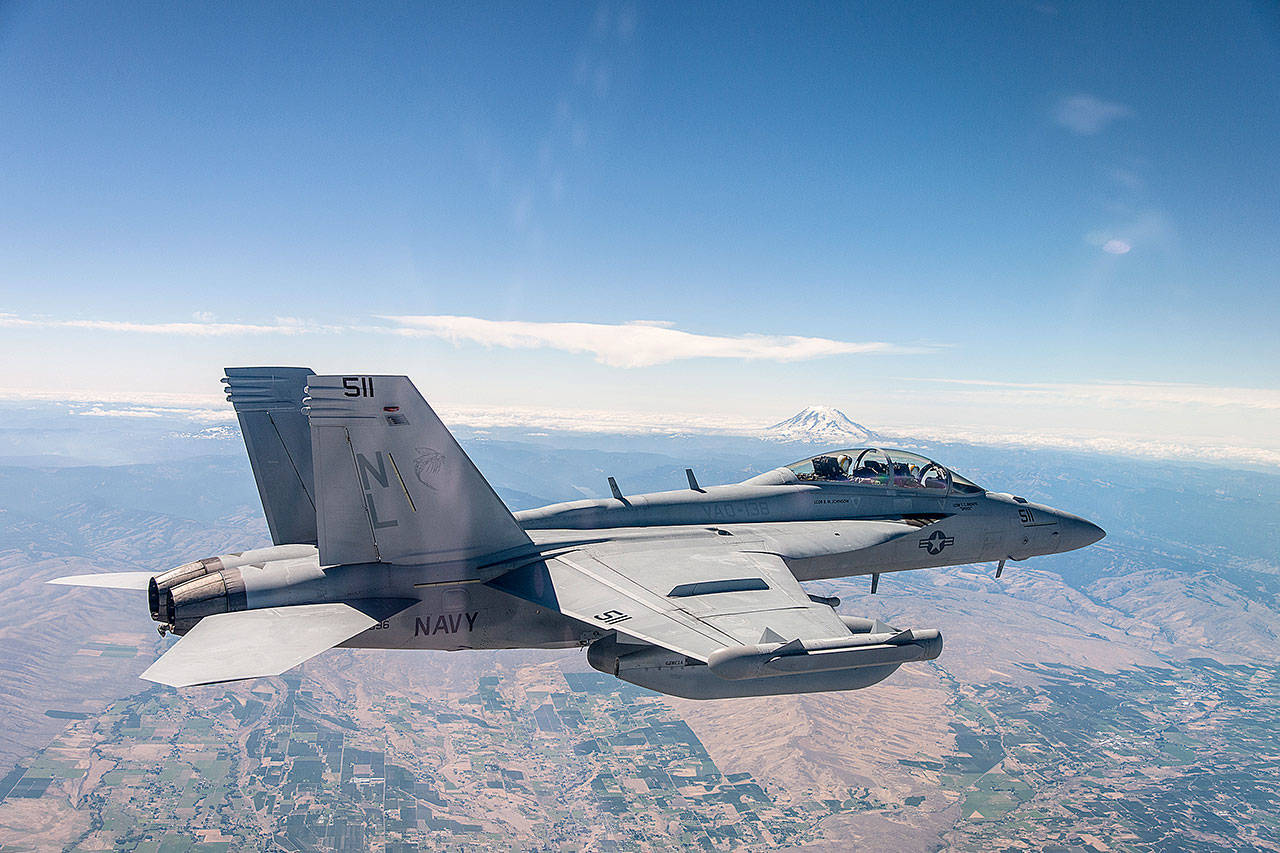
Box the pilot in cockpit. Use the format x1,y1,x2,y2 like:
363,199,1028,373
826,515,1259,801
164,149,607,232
811,454,851,480
849,458,886,481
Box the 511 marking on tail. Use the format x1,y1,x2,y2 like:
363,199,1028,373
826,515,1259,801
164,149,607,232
343,377,374,398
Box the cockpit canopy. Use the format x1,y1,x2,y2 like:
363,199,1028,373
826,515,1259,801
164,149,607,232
786,448,984,495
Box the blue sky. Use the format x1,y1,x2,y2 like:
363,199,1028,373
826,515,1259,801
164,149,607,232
1,1,1277,458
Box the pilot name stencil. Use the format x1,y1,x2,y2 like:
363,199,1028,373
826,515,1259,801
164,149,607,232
919,530,955,555
414,612,479,636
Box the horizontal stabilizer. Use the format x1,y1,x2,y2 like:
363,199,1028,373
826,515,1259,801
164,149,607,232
141,602,394,688
49,572,155,590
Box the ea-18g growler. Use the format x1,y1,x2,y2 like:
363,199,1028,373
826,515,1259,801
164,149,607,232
54,367,1104,699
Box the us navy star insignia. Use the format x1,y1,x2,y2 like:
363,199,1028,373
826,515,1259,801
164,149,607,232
919,530,955,555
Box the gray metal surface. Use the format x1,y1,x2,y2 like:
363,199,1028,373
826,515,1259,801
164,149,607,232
305,374,533,568
140,602,379,688
223,367,317,545
49,571,155,590
495,543,854,661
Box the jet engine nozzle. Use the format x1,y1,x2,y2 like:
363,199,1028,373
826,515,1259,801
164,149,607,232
149,557,224,620
160,568,248,632
146,544,319,622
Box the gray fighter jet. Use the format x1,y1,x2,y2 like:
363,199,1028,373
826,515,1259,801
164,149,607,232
53,367,1104,699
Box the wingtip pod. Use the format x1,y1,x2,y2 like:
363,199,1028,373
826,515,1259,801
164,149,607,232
585,631,935,700
706,628,943,681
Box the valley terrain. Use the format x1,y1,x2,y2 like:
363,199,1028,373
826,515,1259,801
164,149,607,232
0,403,1277,852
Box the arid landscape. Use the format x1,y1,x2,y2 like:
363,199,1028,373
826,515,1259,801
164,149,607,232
0,408,1277,851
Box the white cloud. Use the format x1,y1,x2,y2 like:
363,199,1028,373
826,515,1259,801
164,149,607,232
903,378,1280,412
1085,211,1170,255
2,383,1277,468
452,378,1277,467
0,311,925,367
76,406,165,419
381,315,928,368
881,422,1280,470
0,313,323,336
1053,94,1132,135
0,387,233,421
442,403,763,435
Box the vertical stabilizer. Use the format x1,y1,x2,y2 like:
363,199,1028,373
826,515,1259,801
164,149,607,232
223,367,317,545
304,374,532,567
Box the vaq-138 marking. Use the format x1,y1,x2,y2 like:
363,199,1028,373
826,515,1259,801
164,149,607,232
53,368,1104,699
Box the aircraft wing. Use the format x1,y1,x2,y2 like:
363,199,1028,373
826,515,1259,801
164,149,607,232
141,601,402,688
493,537,852,660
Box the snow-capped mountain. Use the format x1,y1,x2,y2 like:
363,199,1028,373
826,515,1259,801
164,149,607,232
169,425,241,441
763,406,882,445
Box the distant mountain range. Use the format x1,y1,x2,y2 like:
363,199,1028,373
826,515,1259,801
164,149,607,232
763,406,882,445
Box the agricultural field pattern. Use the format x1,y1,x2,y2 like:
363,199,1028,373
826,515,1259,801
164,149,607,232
0,403,1277,852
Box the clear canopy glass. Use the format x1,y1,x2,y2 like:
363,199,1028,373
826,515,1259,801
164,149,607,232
786,448,984,494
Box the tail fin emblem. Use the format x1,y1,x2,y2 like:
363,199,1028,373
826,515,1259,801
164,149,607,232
413,447,446,489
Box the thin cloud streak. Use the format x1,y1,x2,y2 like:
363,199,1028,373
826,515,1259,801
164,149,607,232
885,423,1280,469
0,311,926,367
382,315,929,368
1053,94,1132,135
0,313,324,336
904,378,1280,411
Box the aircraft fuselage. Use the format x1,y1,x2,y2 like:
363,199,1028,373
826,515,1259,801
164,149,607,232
207,468,1101,655
54,369,1108,697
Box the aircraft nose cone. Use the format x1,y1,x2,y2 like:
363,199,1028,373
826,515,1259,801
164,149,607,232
1056,513,1106,553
